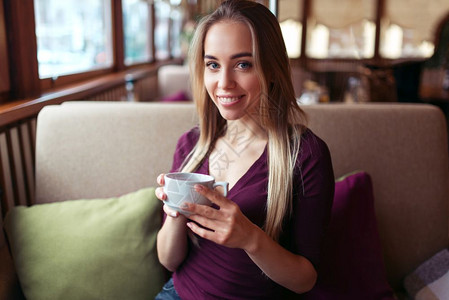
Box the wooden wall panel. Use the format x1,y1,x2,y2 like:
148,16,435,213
4,0,40,99
0,132,14,216
0,63,167,218
136,74,159,101
0,117,37,218
8,127,27,206
0,0,10,95
20,122,35,205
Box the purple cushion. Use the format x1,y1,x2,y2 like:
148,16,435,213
304,171,395,299
161,90,190,102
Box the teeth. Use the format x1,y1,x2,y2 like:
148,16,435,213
218,96,240,103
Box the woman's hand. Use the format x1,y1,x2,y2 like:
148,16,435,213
181,184,260,252
156,173,189,272
155,173,181,218
183,184,317,293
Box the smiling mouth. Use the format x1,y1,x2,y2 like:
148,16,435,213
217,95,244,104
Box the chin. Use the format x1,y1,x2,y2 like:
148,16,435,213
215,106,240,120
219,113,242,121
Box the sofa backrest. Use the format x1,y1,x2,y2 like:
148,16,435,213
304,103,449,290
35,102,197,203
34,101,449,290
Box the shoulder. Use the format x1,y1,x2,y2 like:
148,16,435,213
294,127,334,181
298,128,331,160
176,126,200,152
171,126,200,172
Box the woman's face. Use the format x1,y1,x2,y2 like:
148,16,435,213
203,21,261,121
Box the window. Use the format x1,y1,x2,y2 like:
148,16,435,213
170,1,184,58
380,0,449,59
278,0,302,58
123,0,153,65
34,0,113,79
275,0,449,61
154,0,171,60
307,0,375,59
3,0,448,103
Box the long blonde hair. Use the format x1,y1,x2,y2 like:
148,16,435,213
182,0,307,241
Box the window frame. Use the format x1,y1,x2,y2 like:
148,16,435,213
1,0,445,102
122,0,154,66
2,0,162,101
279,0,438,70
0,0,10,102
3,0,40,100
37,0,157,91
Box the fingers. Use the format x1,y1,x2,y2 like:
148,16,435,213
186,221,215,240
183,203,219,225
194,184,228,206
157,173,165,185
181,189,254,249
163,204,180,218
155,174,167,201
181,184,233,223
155,187,167,201
157,190,178,217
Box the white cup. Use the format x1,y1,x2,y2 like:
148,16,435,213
163,172,228,214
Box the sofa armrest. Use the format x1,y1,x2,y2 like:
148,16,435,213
0,244,24,300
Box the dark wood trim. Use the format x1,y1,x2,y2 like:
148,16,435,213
0,60,181,128
16,124,32,206
373,0,384,62
26,120,35,170
0,92,9,104
0,151,6,217
112,0,126,72
4,130,19,206
299,0,310,66
40,68,115,91
4,0,40,99
0,0,10,95
150,2,156,60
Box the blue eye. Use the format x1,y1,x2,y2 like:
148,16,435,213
206,62,219,69
237,62,252,69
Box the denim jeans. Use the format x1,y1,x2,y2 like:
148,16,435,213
155,278,181,300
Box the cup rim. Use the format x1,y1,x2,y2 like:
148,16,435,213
165,172,214,183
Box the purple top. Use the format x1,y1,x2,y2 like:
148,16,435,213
169,127,334,299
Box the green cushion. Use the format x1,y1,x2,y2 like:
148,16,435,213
4,187,165,300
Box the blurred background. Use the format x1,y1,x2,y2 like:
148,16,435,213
1,0,449,105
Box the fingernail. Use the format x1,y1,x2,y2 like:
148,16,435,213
170,211,178,218
194,184,204,192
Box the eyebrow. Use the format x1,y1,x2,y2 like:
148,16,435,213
204,52,253,60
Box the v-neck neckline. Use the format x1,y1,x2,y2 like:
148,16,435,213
205,144,268,194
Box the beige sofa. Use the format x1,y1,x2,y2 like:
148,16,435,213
1,101,448,299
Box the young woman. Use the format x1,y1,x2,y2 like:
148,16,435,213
155,0,334,298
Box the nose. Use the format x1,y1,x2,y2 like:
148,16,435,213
218,69,235,89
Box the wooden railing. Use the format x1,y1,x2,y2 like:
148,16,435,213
0,117,36,216
0,62,170,219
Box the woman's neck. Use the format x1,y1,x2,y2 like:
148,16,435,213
224,118,268,148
